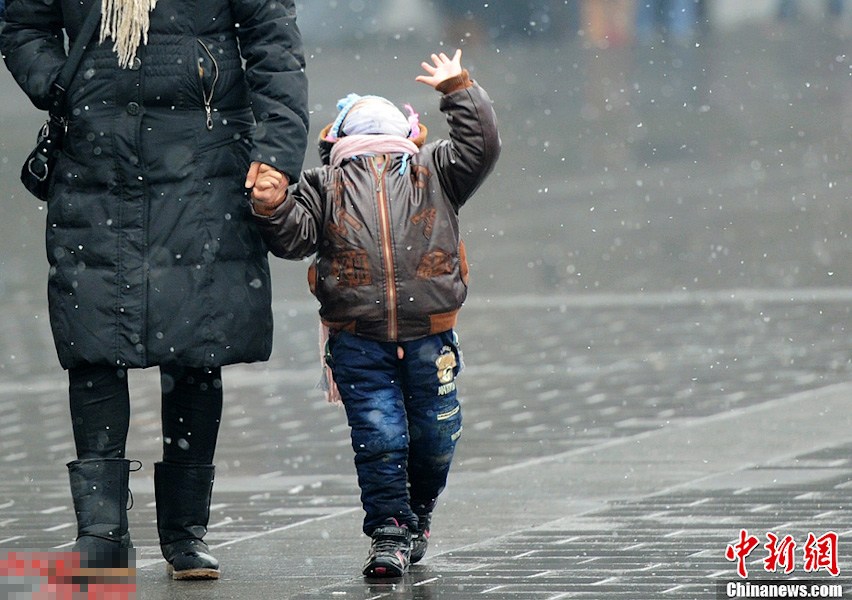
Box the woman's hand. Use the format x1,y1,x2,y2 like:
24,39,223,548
415,49,463,89
245,161,289,216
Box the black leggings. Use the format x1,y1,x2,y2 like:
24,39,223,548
69,364,223,464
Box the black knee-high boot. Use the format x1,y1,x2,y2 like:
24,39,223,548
155,461,220,580
67,458,134,567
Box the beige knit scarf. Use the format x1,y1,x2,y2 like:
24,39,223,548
99,0,158,68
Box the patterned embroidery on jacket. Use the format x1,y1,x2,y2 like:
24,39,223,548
325,175,363,246
331,250,373,287
410,164,430,189
416,250,453,279
411,208,436,239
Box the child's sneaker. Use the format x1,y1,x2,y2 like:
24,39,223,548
362,518,411,578
410,513,431,564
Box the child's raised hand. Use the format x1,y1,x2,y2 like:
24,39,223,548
416,49,463,89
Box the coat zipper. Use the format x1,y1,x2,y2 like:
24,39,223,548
196,40,220,130
370,157,398,341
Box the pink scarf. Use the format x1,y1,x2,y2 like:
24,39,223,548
330,134,419,168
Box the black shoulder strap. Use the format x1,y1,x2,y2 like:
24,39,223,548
50,1,102,113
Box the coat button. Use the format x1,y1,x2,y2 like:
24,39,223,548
130,57,142,71
126,102,140,116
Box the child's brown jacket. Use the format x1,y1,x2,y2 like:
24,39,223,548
254,73,500,342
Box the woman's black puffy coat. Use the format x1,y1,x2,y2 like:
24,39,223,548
1,0,309,369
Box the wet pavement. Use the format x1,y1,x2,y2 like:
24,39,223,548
1,10,851,600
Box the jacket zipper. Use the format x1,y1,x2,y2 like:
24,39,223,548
370,157,398,341
196,40,220,130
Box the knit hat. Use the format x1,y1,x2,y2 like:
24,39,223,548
325,93,421,141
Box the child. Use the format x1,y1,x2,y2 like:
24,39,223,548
249,49,500,577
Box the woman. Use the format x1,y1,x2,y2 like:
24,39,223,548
0,0,308,580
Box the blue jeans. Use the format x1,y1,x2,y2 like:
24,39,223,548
327,330,463,535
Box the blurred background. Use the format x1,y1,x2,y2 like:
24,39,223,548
285,0,852,298
2,0,851,305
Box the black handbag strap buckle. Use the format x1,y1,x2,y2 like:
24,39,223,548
26,153,50,182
